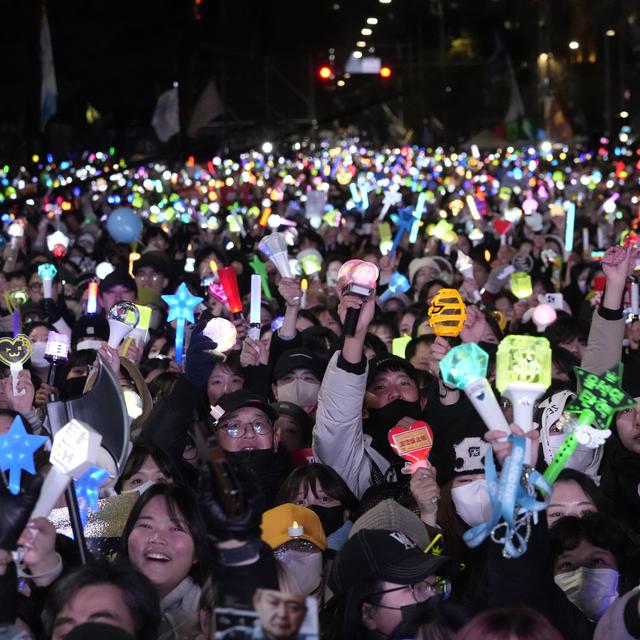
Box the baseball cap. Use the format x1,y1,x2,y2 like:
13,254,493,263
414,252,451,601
273,348,327,382
216,390,278,422
72,314,110,345
329,528,457,596
99,270,137,295
349,499,430,550
366,353,418,389
261,504,327,551
133,251,172,278
273,401,314,440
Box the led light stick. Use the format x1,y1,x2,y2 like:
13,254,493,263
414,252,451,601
208,282,228,305
496,335,552,463
582,228,590,256
0,335,32,396
378,185,402,220
510,272,533,299
0,416,48,495
408,193,427,244
338,259,380,336
543,366,635,486
389,207,417,258
379,272,411,304
428,289,467,339
45,331,70,390
74,465,111,527
8,290,27,338
161,283,204,366
38,263,57,299
258,232,293,278
298,249,323,279
440,343,510,432
387,420,434,474
392,335,412,358
7,222,24,250
218,266,243,318
86,280,99,315
46,230,69,260
123,305,152,356
107,302,140,349
249,274,262,340
202,317,238,355
379,222,393,255
564,201,576,257
30,419,102,519
249,254,273,300
456,252,481,302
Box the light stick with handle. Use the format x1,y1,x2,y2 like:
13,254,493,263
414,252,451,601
379,272,410,304
388,420,434,474
37,263,57,299
389,207,417,258
258,232,293,279
161,283,204,366
217,267,243,318
496,335,552,464
86,280,99,315
440,342,510,432
249,274,262,340
45,331,70,391
0,335,32,396
338,260,379,336
107,302,140,349
428,289,466,341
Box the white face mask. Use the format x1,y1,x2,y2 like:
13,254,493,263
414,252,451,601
554,567,619,620
31,341,49,368
276,550,322,596
121,479,156,496
451,479,492,527
548,434,595,473
277,379,320,408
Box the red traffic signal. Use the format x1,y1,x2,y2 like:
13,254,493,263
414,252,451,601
380,66,392,78
318,65,333,80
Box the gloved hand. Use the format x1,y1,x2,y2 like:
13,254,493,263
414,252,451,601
198,456,264,541
0,473,43,551
185,321,223,388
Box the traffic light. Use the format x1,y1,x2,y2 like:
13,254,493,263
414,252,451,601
318,65,333,80
380,66,392,78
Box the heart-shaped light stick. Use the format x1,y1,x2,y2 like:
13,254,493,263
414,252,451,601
0,335,32,396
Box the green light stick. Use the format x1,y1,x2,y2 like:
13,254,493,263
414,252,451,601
249,254,273,300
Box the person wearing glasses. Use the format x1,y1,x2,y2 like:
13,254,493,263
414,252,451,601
328,528,457,640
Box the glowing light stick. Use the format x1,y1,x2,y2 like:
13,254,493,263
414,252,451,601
387,420,434,474
249,274,262,340
379,222,393,255
208,282,228,305
466,195,481,221
378,185,402,221
582,228,589,255
0,416,48,495
45,331,70,388
496,336,552,463
202,317,237,354
128,250,141,276
218,267,243,317
632,280,639,318
531,303,557,332
392,335,412,358
8,290,27,338
162,283,204,365
440,343,510,432
96,261,115,280
38,263,57,299
124,305,152,355
298,249,323,277
46,230,69,259
258,232,293,278
543,366,635,486
86,280,98,314
408,192,427,244
428,289,466,338
379,272,411,304
0,335,31,396
432,219,454,240
456,252,481,302
389,207,417,258
31,419,102,518
338,260,379,336
564,201,576,256
107,302,140,349
7,222,24,249
74,465,111,527
510,272,533,299
249,255,273,300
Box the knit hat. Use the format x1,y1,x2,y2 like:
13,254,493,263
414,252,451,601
453,436,490,475
261,504,327,551
408,257,453,286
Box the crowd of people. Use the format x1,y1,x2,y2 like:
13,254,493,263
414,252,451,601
0,140,639,640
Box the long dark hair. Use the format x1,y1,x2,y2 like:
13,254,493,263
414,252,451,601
114,443,184,494
119,483,211,587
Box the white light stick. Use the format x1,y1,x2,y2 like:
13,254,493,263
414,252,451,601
249,274,262,340
563,201,576,257
258,232,293,278
38,263,58,299
597,225,605,249
456,252,481,302
31,420,102,519
466,195,481,221
378,185,402,220
582,228,589,254
632,281,639,317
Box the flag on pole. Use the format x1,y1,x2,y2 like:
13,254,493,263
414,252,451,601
40,4,58,130
151,85,180,142
187,79,224,138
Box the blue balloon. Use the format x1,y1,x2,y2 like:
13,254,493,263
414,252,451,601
106,207,142,243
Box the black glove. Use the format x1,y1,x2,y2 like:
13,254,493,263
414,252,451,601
42,298,62,324
198,457,264,541
0,473,43,551
185,321,224,388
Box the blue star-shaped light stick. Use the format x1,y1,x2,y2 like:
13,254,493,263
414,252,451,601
75,465,111,527
0,417,48,495
162,283,204,365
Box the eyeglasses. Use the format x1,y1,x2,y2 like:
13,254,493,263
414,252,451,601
366,577,451,605
217,420,272,439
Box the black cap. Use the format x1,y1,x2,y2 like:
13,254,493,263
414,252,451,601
366,353,418,389
65,622,134,640
133,251,172,278
72,314,110,345
99,270,137,295
273,401,314,441
216,390,278,422
329,529,458,596
273,348,327,382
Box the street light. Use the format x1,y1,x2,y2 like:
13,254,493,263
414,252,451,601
569,41,580,50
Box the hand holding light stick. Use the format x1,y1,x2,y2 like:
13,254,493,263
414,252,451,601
440,342,510,432
496,335,552,464
258,232,293,279
338,260,379,336
37,263,57,299
456,252,481,302
249,274,262,340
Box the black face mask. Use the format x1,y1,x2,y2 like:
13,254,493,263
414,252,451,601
309,504,345,536
61,376,88,400
365,398,423,462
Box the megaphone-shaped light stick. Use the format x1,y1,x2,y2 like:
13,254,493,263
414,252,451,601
217,267,243,319
379,272,411,304
258,232,293,279
496,335,552,464
440,342,510,432
107,301,140,349
161,283,204,366
428,288,467,343
338,259,379,336
37,263,57,300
